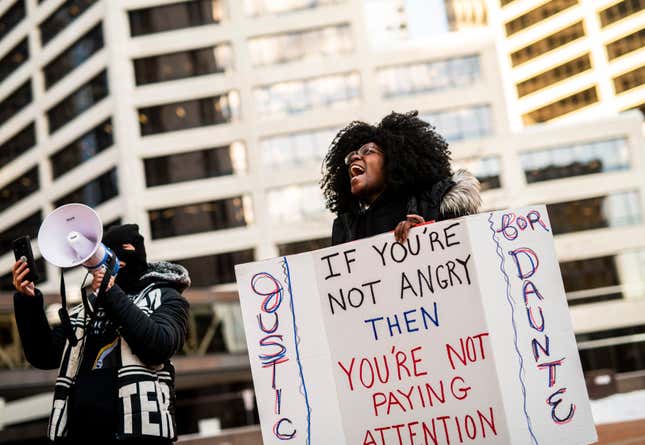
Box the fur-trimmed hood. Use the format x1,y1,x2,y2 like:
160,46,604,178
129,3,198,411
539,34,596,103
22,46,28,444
141,261,191,292
439,169,482,218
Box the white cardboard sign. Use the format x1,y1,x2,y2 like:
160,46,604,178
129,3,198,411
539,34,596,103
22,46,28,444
235,206,597,445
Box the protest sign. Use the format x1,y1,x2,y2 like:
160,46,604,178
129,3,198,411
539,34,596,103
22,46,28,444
235,206,597,445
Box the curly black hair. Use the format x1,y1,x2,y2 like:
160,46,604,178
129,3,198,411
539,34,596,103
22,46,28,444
321,111,452,215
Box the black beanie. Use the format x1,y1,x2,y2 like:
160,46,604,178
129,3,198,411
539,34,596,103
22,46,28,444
103,224,148,293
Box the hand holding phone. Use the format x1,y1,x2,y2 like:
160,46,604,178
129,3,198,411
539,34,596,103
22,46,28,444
12,236,38,296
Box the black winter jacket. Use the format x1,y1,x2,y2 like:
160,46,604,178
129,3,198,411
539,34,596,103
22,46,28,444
332,170,481,245
13,262,190,443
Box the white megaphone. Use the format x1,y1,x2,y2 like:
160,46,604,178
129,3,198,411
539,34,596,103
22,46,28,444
38,203,119,275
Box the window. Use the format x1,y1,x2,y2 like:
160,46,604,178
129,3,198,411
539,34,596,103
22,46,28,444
521,138,630,183
40,0,98,45
421,105,492,142
128,0,224,37
0,167,39,212
138,92,239,136
547,190,641,235
378,55,480,98
0,80,31,127
0,1,25,41
249,24,353,67
606,28,645,60
175,250,254,287
511,21,585,66
43,23,103,89
255,73,360,118
0,122,35,168
0,257,47,291
516,54,592,97
267,183,327,224
148,196,252,239
144,142,246,187
625,102,645,117
47,71,109,133
278,238,331,256
599,0,644,28
134,44,232,86
0,38,28,83
561,249,645,306
614,65,644,94
577,324,645,373
457,156,501,191
244,0,344,16
505,0,577,36
501,0,518,5
523,86,598,124
50,119,113,178
54,167,118,207
0,211,41,256
261,127,336,169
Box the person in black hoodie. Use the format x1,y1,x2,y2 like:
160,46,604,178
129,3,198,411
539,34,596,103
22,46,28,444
321,111,482,245
11,224,189,444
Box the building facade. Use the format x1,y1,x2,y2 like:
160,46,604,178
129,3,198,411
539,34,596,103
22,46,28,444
0,0,644,439
486,0,644,129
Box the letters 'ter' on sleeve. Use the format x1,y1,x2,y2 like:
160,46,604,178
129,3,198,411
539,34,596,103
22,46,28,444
235,205,597,445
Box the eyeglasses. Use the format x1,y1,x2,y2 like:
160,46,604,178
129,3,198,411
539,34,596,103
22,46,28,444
344,143,382,165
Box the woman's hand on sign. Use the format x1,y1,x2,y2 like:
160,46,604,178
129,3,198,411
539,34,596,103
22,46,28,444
394,214,426,243
12,260,35,297
91,268,115,293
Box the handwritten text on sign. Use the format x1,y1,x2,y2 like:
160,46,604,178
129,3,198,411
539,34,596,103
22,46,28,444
236,206,596,445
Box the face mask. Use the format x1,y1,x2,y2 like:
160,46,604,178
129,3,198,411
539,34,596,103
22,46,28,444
103,224,148,293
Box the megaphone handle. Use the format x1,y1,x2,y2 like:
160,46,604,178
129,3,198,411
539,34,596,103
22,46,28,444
83,254,116,320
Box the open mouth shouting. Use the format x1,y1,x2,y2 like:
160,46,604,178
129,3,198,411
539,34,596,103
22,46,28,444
349,162,366,182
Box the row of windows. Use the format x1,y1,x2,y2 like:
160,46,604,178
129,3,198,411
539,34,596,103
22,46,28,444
268,183,327,224
516,54,591,98
606,27,645,60
457,156,501,191
254,72,360,118
0,122,35,168
144,142,247,187
138,92,239,136
133,44,233,86
248,24,353,67
0,38,28,84
54,167,118,208
511,21,585,67
50,119,113,178
261,127,336,170
0,257,47,291
505,0,578,37
378,55,480,99
523,86,598,124
0,166,39,213
243,0,344,17
548,190,641,235
561,249,645,306
47,70,109,133
0,80,31,127
599,0,643,28
128,0,224,37
422,104,492,143
614,65,644,94
521,138,630,183
40,0,98,46
0,0,25,42
44,22,103,89
149,196,251,240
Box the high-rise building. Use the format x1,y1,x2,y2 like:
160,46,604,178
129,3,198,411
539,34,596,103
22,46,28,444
0,0,644,440
487,0,644,129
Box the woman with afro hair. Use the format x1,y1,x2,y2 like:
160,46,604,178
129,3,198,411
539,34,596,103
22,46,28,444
321,111,482,245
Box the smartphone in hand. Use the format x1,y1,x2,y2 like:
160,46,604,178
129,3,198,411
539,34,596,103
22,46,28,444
12,236,39,283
